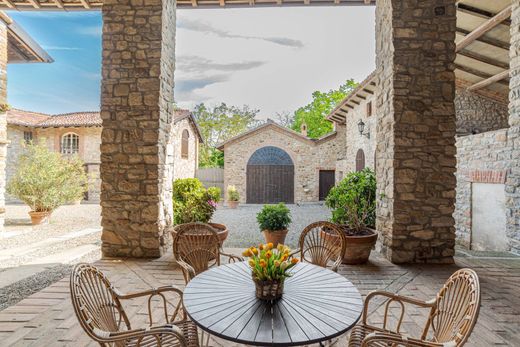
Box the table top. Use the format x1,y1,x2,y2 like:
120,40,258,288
183,261,363,346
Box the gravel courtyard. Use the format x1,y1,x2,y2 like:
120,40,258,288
212,203,331,248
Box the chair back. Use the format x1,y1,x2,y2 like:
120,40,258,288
70,263,130,342
172,222,221,276
428,268,480,345
298,221,346,269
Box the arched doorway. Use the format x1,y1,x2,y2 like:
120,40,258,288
247,146,294,204
356,149,365,172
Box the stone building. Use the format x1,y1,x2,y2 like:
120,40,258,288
6,109,202,202
218,120,344,204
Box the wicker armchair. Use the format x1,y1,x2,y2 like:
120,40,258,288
70,263,199,347
172,222,242,284
294,221,347,272
348,268,481,347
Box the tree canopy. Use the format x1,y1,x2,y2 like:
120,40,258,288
192,103,262,168
290,79,358,139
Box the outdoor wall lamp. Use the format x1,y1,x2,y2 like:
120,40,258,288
357,119,370,139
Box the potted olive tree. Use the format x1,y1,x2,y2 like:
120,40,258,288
227,185,240,209
257,203,292,246
325,168,377,264
7,143,88,225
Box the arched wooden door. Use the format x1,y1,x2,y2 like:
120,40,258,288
247,146,294,204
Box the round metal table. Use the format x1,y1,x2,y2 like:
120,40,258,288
183,261,363,346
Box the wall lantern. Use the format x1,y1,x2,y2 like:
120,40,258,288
357,119,370,139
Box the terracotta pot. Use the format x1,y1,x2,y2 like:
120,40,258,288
227,201,239,209
28,211,51,225
321,226,378,265
262,229,288,247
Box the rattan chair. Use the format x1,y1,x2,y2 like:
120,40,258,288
70,263,199,347
172,222,242,284
348,268,481,347
295,221,347,272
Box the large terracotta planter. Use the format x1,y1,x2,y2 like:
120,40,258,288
322,226,378,265
28,211,51,225
227,201,239,209
262,229,288,247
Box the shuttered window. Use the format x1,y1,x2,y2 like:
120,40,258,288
181,130,189,159
356,149,365,172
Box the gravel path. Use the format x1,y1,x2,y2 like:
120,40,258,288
212,203,332,248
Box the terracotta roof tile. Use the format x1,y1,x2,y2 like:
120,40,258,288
7,109,101,128
6,109,49,127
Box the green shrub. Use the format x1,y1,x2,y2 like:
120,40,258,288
7,143,88,212
325,168,376,232
207,186,221,202
173,178,217,225
256,203,292,231
227,185,240,202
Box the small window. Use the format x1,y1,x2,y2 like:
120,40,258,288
181,129,189,159
356,149,365,172
366,101,373,117
23,131,33,144
61,133,79,155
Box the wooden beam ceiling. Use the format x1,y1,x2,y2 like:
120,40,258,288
468,69,510,91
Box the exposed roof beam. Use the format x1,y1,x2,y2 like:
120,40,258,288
468,69,510,91
350,100,360,106
2,0,14,9
456,5,512,52
26,0,41,8
456,28,509,51
362,88,374,95
457,3,511,26
455,63,509,87
457,49,509,70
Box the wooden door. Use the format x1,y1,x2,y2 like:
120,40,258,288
319,170,335,201
247,165,294,204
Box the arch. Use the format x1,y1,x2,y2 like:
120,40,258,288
247,146,294,204
356,149,365,172
181,129,189,159
61,132,79,155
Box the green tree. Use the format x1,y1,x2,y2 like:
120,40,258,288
291,79,358,138
192,103,262,168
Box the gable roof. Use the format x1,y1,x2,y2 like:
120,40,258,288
174,109,204,143
217,120,336,151
7,109,102,128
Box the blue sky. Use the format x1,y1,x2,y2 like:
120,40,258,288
7,7,375,117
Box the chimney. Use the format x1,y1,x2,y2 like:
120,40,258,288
301,122,308,137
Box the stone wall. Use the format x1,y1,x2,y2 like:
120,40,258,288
100,0,176,258
375,0,457,264
223,123,344,203
455,89,509,135
170,117,198,180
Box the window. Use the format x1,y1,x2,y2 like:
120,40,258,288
23,131,33,144
356,149,365,172
181,129,189,159
366,101,373,117
61,133,79,155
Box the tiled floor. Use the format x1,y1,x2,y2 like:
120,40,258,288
0,251,519,346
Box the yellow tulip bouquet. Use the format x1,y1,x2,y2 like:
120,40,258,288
243,243,299,300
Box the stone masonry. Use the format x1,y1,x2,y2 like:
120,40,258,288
100,0,176,258
0,21,7,232
375,0,457,263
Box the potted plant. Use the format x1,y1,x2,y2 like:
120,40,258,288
325,168,378,264
171,178,228,243
227,185,240,209
242,243,299,300
7,143,88,225
257,203,292,247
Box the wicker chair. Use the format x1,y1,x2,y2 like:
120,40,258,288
348,268,481,347
70,263,199,347
295,221,347,272
172,222,242,284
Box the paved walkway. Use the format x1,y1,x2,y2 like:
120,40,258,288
0,250,518,346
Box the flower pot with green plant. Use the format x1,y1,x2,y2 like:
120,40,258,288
227,185,240,209
171,178,228,243
7,143,88,225
325,168,378,264
257,203,292,247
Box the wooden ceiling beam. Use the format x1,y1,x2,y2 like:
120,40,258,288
456,5,512,52
468,69,510,91
457,49,509,70
53,0,64,8
457,3,511,26
362,88,374,95
26,0,41,9
456,28,509,51
2,0,14,9
455,63,509,87
78,0,91,9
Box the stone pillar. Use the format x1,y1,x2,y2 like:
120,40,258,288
511,0,520,127
0,21,8,232
100,0,176,258
375,0,457,263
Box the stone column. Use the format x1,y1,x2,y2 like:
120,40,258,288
100,0,176,258
375,0,457,263
0,21,8,232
